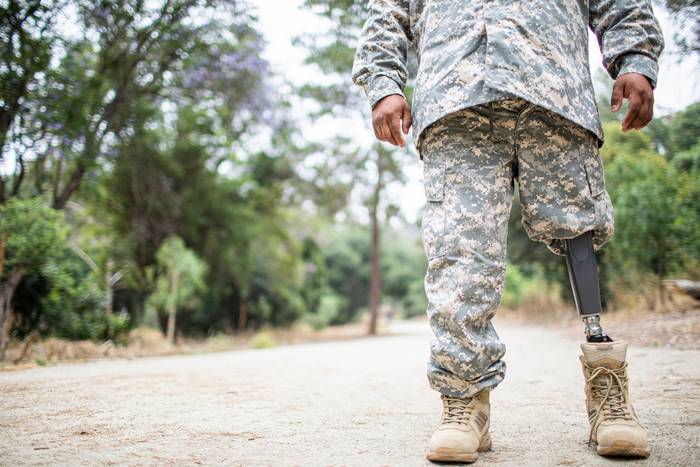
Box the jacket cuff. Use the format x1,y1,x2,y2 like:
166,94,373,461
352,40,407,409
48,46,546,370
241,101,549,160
616,54,659,89
366,75,405,109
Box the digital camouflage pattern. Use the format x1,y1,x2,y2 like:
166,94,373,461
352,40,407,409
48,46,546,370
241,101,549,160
352,0,664,146
421,98,614,397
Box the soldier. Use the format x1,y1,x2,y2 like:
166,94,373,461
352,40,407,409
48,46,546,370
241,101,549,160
352,0,663,463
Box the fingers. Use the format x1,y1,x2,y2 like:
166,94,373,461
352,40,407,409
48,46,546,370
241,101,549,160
621,88,654,132
402,107,412,135
611,80,624,113
374,111,403,147
372,95,412,148
612,73,655,132
389,115,406,147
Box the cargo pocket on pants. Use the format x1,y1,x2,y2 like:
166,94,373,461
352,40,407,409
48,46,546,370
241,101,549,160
583,153,606,198
422,164,447,260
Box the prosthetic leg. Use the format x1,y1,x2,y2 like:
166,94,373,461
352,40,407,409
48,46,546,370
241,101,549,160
566,232,650,457
563,231,612,343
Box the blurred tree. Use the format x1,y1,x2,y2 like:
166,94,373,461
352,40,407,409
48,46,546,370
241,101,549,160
0,0,307,339
85,2,305,335
364,144,404,334
148,236,206,343
295,0,368,113
105,111,302,335
673,170,700,264
601,121,700,306
663,0,700,58
647,102,700,171
380,226,428,318
3,0,264,208
0,197,65,359
312,223,426,328
321,226,369,324
0,0,67,203
297,0,419,333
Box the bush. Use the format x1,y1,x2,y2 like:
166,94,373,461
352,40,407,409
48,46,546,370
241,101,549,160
54,309,131,343
304,293,345,330
501,262,560,311
250,331,275,349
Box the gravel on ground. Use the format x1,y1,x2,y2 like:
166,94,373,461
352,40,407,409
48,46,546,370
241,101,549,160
1,318,699,466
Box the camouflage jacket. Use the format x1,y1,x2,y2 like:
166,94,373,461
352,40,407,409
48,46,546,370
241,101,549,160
351,0,664,145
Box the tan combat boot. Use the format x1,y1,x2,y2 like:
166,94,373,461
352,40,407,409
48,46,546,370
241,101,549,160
427,391,491,463
580,341,650,457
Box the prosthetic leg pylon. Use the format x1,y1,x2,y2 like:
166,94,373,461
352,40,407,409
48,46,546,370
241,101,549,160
563,231,613,343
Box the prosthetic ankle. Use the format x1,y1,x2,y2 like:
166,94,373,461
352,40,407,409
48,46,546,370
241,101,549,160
563,232,613,343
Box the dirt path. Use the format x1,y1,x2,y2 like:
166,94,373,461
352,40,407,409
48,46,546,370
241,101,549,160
1,319,699,466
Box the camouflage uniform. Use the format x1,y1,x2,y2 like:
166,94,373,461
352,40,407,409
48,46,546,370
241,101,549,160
352,0,663,147
421,98,614,397
351,0,663,398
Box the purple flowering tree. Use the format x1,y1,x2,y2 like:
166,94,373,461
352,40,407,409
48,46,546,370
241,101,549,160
1,0,267,209
0,0,299,340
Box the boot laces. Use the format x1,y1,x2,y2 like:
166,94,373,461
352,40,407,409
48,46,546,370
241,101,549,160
442,396,474,425
586,362,633,445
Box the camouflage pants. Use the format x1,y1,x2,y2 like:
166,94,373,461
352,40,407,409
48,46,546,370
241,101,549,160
419,98,614,398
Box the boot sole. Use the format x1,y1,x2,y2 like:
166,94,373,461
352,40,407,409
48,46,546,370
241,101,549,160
598,439,650,458
427,433,492,463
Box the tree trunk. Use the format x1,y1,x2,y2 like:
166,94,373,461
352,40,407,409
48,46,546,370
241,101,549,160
105,260,113,315
53,163,85,210
52,153,63,205
0,230,5,282
657,240,666,306
238,298,248,332
368,203,381,336
1,265,23,361
0,231,5,358
166,272,179,344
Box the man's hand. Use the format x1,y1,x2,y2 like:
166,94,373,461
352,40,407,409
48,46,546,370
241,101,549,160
372,94,412,148
611,73,654,133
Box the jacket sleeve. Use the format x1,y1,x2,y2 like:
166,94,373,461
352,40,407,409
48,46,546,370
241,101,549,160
589,0,665,88
351,0,412,109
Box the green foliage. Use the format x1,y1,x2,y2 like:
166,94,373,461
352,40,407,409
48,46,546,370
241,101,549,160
501,262,527,308
647,102,700,164
0,197,65,272
298,0,366,74
312,224,427,324
671,144,700,172
604,131,676,272
4,0,267,208
0,1,58,109
79,2,300,334
598,120,700,304
305,293,344,330
380,228,428,318
2,198,123,341
668,103,700,153
317,226,369,324
39,259,113,340
148,237,207,315
671,169,700,263
50,307,130,342
250,331,275,349
3,2,327,341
